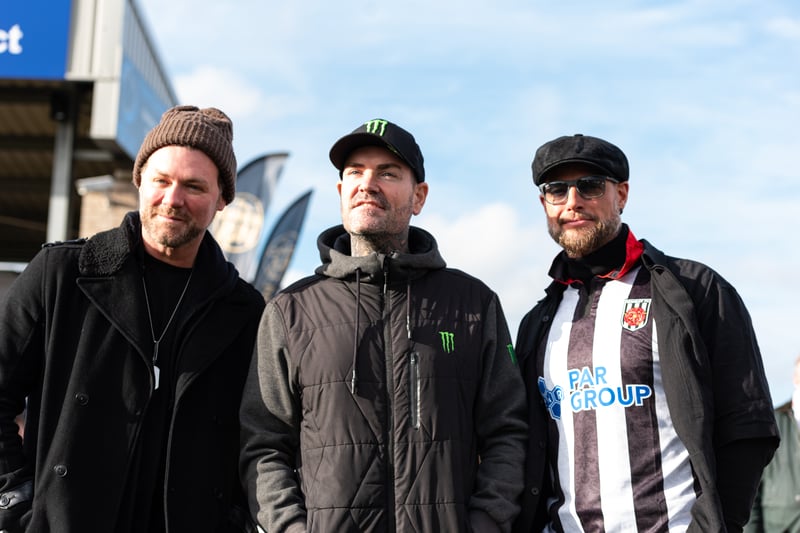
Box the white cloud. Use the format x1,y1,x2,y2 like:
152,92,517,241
173,66,265,117
420,203,556,336
765,16,800,40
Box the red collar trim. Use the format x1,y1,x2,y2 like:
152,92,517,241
598,229,643,280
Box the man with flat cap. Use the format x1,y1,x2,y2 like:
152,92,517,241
0,105,264,532
512,134,779,533
240,118,528,533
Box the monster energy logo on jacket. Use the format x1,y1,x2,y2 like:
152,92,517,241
439,331,455,353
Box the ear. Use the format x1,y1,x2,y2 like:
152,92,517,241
616,181,629,213
216,195,226,212
412,182,429,215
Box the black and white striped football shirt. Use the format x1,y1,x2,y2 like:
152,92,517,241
540,266,697,533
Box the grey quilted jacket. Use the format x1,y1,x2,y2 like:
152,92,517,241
240,225,528,533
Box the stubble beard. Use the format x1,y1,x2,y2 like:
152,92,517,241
345,194,414,256
549,212,622,259
141,205,204,250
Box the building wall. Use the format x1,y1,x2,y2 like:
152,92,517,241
78,182,138,237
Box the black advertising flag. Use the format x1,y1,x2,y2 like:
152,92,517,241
252,189,313,299
209,152,289,280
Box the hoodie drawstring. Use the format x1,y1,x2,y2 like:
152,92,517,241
405,281,412,341
350,268,361,393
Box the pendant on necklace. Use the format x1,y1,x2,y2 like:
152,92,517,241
142,269,193,394
153,339,161,390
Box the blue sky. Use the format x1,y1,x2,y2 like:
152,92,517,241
138,0,800,403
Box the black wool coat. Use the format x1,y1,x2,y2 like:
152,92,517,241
0,212,265,532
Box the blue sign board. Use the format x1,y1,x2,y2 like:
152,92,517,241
117,57,174,160
0,0,73,80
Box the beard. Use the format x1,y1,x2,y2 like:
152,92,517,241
342,192,415,253
140,205,205,249
342,194,413,239
548,211,622,258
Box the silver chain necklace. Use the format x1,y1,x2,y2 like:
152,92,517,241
142,269,193,389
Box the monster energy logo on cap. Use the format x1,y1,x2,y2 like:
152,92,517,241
364,119,388,136
328,117,426,182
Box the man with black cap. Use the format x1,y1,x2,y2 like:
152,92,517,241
0,105,265,532
513,134,779,532
240,118,528,533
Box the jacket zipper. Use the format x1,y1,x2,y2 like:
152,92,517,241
410,351,420,429
382,257,397,532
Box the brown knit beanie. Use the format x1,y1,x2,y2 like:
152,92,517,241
132,105,237,204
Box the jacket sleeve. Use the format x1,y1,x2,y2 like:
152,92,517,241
698,275,778,514
697,278,777,446
719,439,772,532
469,293,528,533
671,259,779,528
0,255,46,529
239,301,306,532
742,475,764,533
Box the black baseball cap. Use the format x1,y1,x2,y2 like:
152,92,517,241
329,119,425,182
532,133,629,185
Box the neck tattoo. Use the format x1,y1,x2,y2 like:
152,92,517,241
350,234,408,257
142,269,193,389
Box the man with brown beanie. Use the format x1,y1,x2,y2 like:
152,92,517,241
513,133,779,533
0,105,264,532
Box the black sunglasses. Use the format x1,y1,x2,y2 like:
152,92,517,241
539,175,619,205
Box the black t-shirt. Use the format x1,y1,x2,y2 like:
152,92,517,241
116,253,192,533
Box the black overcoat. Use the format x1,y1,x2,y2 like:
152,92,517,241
0,212,265,532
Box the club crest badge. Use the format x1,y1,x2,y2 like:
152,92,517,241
621,298,651,331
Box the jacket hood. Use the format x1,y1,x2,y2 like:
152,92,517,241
315,225,446,283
